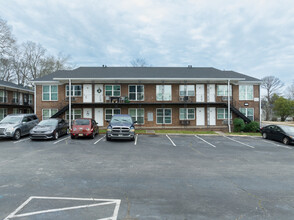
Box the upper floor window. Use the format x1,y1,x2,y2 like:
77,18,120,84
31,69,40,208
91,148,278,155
0,90,7,103
179,85,195,96
42,85,58,101
129,85,144,101
156,85,172,101
12,92,18,103
66,85,82,97
28,94,33,104
239,108,254,121
105,85,120,97
239,85,253,100
217,85,232,96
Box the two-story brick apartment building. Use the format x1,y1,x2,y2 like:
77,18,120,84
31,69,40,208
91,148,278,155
33,66,261,131
0,80,34,120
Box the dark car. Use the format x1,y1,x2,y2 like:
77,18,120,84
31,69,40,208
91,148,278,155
30,118,69,140
106,114,136,141
260,125,294,145
0,114,39,140
70,118,99,139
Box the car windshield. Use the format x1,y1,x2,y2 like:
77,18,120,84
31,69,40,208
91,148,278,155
74,119,90,125
279,125,294,133
0,116,22,124
111,116,132,123
38,120,58,126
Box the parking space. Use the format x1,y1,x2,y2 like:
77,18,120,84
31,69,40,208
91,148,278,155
1,134,294,219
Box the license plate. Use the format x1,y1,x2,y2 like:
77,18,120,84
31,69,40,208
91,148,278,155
118,134,123,137
78,134,83,136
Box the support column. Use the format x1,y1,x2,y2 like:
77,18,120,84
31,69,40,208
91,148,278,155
228,80,231,133
69,79,72,129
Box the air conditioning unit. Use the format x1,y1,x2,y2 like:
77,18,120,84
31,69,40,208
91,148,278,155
179,96,189,101
180,120,190,125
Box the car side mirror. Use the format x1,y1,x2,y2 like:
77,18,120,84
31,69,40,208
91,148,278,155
106,120,110,123
133,121,137,124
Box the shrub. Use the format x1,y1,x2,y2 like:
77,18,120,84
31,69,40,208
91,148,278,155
233,118,245,132
244,121,260,132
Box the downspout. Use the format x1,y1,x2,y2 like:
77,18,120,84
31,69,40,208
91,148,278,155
259,84,261,127
69,79,72,130
34,85,36,114
228,80,231,133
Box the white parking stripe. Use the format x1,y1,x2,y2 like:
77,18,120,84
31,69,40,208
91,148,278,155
166,134,176,147
53,136,69,145
195,135,216,148
94,135,106,144
223,135,255,149
13,138,30,144
134,134,138,145
261,139,292,149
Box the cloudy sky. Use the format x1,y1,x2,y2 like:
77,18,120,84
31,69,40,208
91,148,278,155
1,0,294,87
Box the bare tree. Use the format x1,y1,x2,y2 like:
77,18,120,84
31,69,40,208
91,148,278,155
0,58,15,81
0,18,15,58
285,81,294,100
261,76,284,120
130,58,149,67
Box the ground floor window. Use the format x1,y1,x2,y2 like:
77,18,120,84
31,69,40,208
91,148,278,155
217,108,232,119
42,109,58,120
156,108,172,124
13,108,19,114
129,108,144,124
66,109,82,120
239,108,254,121
105,108,121,121
0,108,7,121
179,108,195,120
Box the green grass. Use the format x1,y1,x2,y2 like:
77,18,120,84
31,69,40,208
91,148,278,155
228,132,261,136
154,130,217,134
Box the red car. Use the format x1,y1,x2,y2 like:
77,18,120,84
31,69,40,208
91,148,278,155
70,118,99,139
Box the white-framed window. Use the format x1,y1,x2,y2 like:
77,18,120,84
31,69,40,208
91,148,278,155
156,85,172,101
65,109,82,120
217,108,232,119
179,85,195,96
66,85,82,97
129,108,144,124
156,108,172,124
239,85,253,100
105,108,121,121
28,94,33,104
42,109,58,120
240,108,254,121
42,85,58,101
0,108,7,120
13,108,19,114
179,108,195,120
0,90,7,103
12,92,18,103
105,85,121,97
217,85,232,96
129,85,144,101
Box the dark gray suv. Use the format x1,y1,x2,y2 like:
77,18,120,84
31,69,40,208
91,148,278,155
0,114,39,140
106,114,136,141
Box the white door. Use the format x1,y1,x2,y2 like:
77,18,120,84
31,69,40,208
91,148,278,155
95,84,103,103
83,108,92,118
207,84,215,102
207,107,216,126
83,84,92,103
95,108,104,126
196,107,205,126
196,84,205,102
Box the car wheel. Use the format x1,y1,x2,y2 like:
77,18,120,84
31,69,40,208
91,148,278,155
13,129,21,140
71,135,75,139
91,132,95,139
54,131,59,140
262,132,267,139
106,136,111,141
283,137,290,145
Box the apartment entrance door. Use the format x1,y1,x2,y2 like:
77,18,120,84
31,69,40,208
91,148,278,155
95,84,103,103
196,84,204,102
196,107,205,126
95,108,104,126
83,84,92,103
207,107,216,126
207,84,215,102
83,108,92,118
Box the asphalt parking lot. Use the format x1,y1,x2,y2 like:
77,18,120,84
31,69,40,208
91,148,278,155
1,134,294,220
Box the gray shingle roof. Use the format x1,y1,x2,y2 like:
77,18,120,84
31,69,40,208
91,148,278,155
0,80,34,92
34,67,260,82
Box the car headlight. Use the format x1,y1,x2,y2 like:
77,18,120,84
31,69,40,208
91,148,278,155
130,128,135,132
86,128,90,131
45,130,54,134
6,127,15,132
73,128,77,131
107,127,112,132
